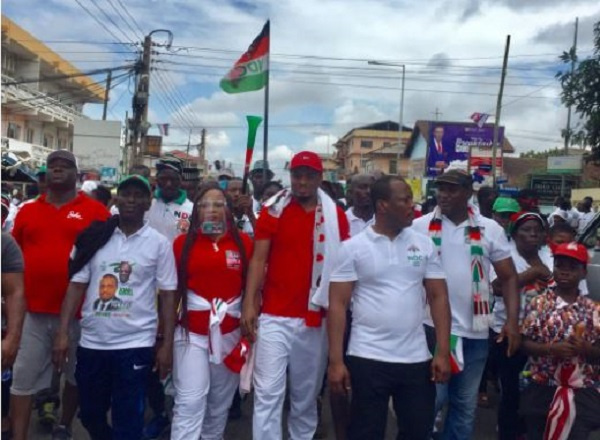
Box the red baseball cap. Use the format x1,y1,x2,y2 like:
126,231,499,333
554,242,589,265
290,151,323,173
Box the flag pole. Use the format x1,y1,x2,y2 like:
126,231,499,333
262,20,270,185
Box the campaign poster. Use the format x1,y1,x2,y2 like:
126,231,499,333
426,123,504,177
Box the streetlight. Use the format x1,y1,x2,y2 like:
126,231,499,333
368,61,405,175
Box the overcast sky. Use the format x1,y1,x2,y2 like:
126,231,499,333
3,0,599,177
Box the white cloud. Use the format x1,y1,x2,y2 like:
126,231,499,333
333,100,388,127
5,0,598,168
206,130,231,151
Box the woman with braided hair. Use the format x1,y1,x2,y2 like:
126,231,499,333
170,185,253,440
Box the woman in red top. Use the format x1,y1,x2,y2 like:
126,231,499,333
171,185,253,440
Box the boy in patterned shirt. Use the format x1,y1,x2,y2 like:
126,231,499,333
520,242,600,440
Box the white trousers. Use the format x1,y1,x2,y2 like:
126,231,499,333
170,329,240,440
253,314,328,440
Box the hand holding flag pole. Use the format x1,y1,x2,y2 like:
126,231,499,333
242,116,263,194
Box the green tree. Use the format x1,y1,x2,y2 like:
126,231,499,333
557,21,600,162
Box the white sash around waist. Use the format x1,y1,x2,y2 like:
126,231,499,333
187,292,242,364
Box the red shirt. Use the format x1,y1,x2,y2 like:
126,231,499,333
255,199,350,318
174,232,253,335
12,193,110,314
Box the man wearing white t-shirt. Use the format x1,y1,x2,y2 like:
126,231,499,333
412,170,520,440
53,175,178,440
577,196,595,235
345,174,375,237
147,159,194,242
328,176,451,439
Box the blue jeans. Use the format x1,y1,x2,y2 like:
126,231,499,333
76,346,153,440
426,326,489,440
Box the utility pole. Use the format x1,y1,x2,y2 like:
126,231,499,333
199,128,206,175
123,110,129,175
432,107,443,121
564,17,579,153
137,35,152,164
102,70,112,120
492,35,510,189
185,128,192,157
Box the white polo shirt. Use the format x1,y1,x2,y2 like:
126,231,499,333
413,211,512,339
330,225,445,363
345,208,374,237
147,192,193,242
71,223,178,350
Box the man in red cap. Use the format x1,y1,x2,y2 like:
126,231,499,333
242,151,350,439
520,242,600,440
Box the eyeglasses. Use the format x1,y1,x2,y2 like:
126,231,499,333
197,200,226,210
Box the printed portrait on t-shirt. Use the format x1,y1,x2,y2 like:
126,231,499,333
93,274,123,312
118,261,133,283
176,216,190,234
225,250,241,270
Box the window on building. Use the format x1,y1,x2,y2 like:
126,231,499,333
383,142,391,149
360,158,368,170
7,123,21,140
389,159,398,175
43,134,54,148
360,140,373,149
57,138,64,149
26,128,35,144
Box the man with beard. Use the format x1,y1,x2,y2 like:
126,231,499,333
242,151,350,439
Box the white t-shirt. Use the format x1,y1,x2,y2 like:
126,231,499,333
345,208,374,237
71,223,178,350
491,241,554,333
577,211,595,235
147,196,193,242
413,212,512,339
330,225,445,363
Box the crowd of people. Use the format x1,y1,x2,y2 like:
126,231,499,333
1,149,599,440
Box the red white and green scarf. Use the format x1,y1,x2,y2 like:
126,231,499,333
265,188,339,327
428,206,491,332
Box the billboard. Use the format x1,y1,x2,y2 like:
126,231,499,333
426,123,504,177
547,155,582,174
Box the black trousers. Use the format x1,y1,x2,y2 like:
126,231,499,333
493,331,528,440
347,356,435,440
520,382,600,440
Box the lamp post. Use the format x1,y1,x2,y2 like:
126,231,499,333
368,61,405,175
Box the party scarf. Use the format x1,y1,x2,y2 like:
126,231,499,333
265,188,339,327
429,206,491,332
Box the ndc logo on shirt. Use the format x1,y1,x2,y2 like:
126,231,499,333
407,244,423,267
66,211,83,220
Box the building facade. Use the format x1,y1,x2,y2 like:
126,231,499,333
334,121,412,178
1,15,104,167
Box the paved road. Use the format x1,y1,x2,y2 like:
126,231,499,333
29,387,600,439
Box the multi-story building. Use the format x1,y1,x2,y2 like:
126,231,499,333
334,121,412,178
1,15,104,167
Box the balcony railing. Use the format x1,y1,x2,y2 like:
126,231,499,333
1,136,54,168
1,73,85,124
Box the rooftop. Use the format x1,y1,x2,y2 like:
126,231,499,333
1,15,105,102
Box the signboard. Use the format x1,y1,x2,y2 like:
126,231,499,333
100,166,118,183
144,136,162,157
73,120,121,171
530,175,578,204
426,123,504,177
547,156,582,174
